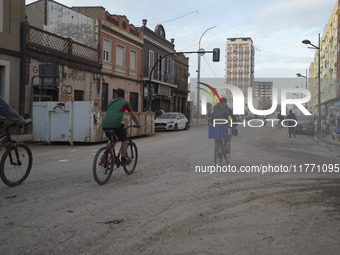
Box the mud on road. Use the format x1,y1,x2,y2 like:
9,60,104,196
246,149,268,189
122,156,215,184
1,124,340,254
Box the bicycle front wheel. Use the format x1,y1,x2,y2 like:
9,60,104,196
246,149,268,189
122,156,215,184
93,146,113,185
214,140,222,166
123,141,138,175
224,140,231,164
0,143,33,187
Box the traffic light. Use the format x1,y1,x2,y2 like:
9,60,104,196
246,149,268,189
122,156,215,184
212,48,220,62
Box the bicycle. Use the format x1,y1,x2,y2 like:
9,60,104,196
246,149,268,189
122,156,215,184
209,123,231,165
93,125,139,185
0,122,33,187
214,135,231,166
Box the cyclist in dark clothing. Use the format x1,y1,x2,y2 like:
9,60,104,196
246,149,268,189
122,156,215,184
211,97,235,152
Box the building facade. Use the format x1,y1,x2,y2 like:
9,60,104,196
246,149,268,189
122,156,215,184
253,81,273,110
309,0,340,117
25,0,101,113
225,37,255,99
138,19,176,112
73,7,144,112
173,53,189,117
0,0,26,114
26,0,99,49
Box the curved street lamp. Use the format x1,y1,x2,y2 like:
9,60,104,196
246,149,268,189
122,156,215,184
302,33,321,136
197,26,216,124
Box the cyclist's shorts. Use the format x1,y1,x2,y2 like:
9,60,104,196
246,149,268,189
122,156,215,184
103,125,127,141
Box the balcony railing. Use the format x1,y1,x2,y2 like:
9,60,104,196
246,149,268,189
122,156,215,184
26,24,100,67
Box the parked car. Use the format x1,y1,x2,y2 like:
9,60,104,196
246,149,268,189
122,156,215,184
154,112,189,131
295,115,315,135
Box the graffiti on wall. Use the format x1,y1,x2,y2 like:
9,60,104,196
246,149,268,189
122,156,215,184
60,84,73,101
62,70,85,81
59,70,85,101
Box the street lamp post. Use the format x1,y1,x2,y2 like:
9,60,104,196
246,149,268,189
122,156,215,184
302,33,321,136
197,26,216,124
296,69,308,109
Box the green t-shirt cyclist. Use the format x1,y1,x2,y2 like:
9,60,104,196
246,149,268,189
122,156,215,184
102,88,140,166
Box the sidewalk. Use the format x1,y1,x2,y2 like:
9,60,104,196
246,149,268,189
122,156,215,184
320,133,340,147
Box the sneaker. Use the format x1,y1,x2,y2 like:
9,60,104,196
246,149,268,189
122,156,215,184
121,157,132,166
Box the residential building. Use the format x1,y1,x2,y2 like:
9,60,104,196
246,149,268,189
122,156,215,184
308,62,316,112
25,0,101,111
73,7,144,112
174,52,189,116
253,81,273,110
337,0,340,106
26,0,99,49
0,0,26,114
309,0,340,116
225,37,255,100
138,19,176,112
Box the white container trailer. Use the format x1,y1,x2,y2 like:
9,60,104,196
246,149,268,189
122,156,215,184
33,101,105,145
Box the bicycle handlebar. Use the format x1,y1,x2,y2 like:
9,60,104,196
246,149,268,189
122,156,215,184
126,125,141,128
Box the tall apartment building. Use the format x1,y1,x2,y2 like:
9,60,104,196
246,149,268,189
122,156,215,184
309,0,340,116
225,37,255,101
253,81,273,110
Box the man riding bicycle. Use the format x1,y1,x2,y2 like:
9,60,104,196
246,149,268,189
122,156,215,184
102,88,140,166
210,97,236,152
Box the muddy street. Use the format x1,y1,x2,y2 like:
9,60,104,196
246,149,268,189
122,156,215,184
1,124,340,254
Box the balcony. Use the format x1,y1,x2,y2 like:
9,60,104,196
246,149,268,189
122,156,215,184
26,24,101,71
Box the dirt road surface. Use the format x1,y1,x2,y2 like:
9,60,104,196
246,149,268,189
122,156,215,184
1,124,340,254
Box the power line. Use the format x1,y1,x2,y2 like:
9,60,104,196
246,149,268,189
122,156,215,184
148,11,199,25
148,0,241,25
201,55,225,88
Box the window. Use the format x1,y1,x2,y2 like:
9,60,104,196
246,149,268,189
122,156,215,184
0,66,3,96
159,54,163,80
116,45,125,66
130,92,138,112
130,50,137,70
149,50,154,73
103,39,111,62
39,64,59,85
102,83,109,111
165,58,174,82
74,90,84,101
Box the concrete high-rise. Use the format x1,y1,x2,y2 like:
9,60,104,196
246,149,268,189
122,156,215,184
225,37,255,100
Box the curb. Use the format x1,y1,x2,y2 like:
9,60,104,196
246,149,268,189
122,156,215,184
314,135,340,147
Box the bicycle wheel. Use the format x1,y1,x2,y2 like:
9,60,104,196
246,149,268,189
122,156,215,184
93,146,113,185
0,143,33,187
214,140,222,166
224,140,231,164
123,141,138,175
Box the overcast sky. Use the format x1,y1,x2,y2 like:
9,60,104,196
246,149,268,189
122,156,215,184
26,0,336,79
